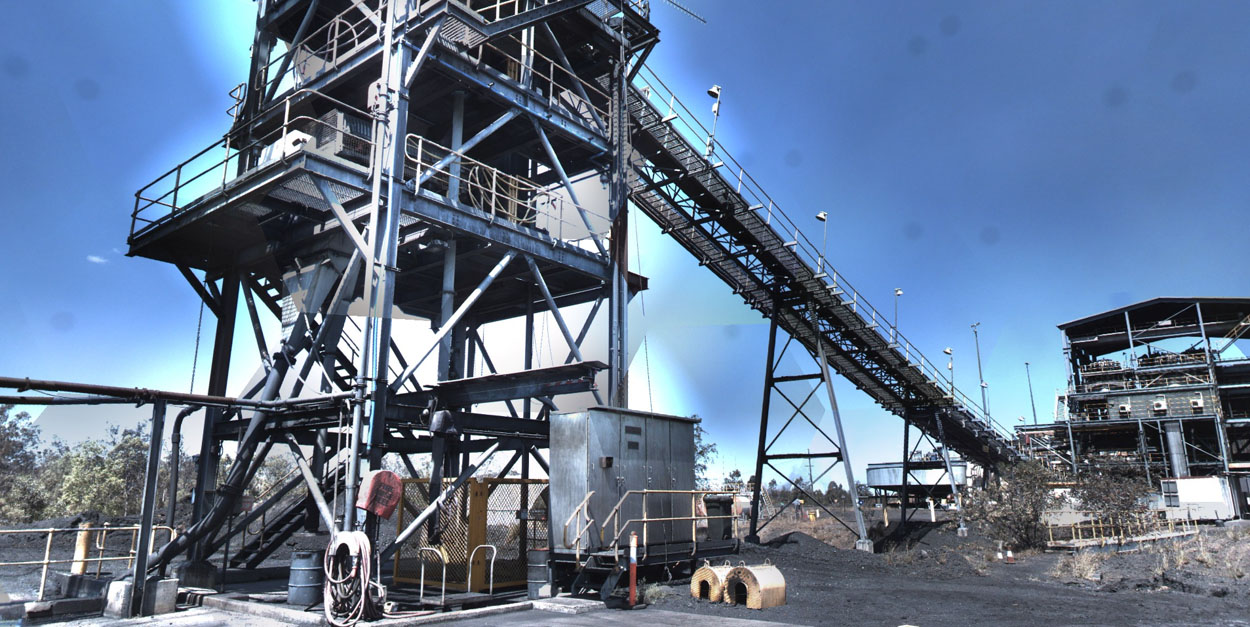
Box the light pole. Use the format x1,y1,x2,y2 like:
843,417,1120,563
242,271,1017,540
944,347,954,398
705,84,722,157
892,288,903,344
971,322,989,419
815,211,828,275
1025,361,1039,425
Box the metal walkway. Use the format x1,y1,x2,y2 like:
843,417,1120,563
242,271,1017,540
625,68,1020,467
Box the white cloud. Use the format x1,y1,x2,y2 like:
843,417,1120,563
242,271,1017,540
86,255,108,264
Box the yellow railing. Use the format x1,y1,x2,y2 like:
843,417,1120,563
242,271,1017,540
1045,510,1195,547
598,489,739,563
561,490,596,564
0,524,177,601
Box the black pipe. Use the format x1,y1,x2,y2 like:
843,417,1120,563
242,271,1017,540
0,376,351,409
145,328,314,572
166,406,202,534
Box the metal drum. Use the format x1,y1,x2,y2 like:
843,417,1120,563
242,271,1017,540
527,549,550,600
288,550,324,606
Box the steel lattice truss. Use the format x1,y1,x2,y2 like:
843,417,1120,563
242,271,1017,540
625,83,1020,468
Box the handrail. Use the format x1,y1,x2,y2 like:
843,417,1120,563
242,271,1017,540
561,490,595,564
466,544,497,595
404,134,610,245
630,65,1019,446
596,489,738,564
131,89,378,238
469,32,610,133
1045,508,1195,546
0,525,177,600
417,546,446,606
258,0,386,105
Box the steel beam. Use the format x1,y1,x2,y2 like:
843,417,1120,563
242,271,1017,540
390,250,518,393
532,119,606,256
284,435,335,532
526,255,604,405
381,441,502,561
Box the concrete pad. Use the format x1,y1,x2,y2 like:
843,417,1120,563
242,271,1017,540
444,607,791,626
531,596,604,615
201,594,324,626
371,601,533,626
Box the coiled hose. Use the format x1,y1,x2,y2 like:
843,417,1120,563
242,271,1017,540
324,531,426,625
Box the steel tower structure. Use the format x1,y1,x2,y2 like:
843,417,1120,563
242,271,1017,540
94,0,1030,589
127,0,656,577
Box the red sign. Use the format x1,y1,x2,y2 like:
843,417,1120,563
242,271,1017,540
356,470,403,519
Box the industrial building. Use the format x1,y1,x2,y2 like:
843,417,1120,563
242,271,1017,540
1018,297,1250,519
0,0,1022,620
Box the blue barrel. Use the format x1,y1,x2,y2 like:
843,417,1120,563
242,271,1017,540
288,550,324,606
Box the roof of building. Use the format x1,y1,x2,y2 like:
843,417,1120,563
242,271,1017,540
1059,297,1250,352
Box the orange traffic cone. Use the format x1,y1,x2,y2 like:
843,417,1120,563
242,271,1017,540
1005,549,1016,564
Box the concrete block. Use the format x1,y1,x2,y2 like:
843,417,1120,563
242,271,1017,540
103,580,132,618
52,596,105,615
49,571,112,599
141,577,179,615
22,601,53,619
175,560,220,589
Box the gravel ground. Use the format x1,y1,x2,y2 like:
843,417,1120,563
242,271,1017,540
6,513,1250,626
644,523,1250,626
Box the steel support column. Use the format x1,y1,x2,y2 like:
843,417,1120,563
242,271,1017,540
814,332,873,551
131,400,166,616
747,317,778,543
191,271,239,561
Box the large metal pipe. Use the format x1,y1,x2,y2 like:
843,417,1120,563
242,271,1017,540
1165,421,1190,477
145,328,312,571
166,406,201,532
381,441,501,561
0,376,350,410
131,400,167,616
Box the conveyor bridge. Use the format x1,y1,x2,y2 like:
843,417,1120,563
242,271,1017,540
625,67,1021,468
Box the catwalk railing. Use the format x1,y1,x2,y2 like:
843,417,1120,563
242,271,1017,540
628,65,1020,461
131,90,377,239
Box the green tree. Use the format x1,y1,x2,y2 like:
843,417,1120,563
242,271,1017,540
692,419,717,489
825,480,850,505
59,423,151,517
0,405,57,522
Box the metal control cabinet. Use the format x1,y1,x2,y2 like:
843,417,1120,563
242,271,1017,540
549,407,697,554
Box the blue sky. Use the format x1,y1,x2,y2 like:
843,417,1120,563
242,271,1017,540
2,1,1248,484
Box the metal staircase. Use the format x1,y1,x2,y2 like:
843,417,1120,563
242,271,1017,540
625,67,1021,467
207,455,347,569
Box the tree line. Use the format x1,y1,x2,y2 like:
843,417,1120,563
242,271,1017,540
0,405,295,524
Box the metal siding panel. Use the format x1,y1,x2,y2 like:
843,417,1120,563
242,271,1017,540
616,411,648,548
587,408,620,545
549,411,589,552
669,418,695,543
646,416,671,543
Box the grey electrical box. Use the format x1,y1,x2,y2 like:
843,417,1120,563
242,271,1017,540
549,407,697,555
